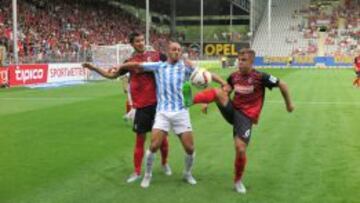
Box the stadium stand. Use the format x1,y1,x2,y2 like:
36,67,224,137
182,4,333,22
252,0,359,57
0,0,170,64
253,0,313,56
0,0,358,62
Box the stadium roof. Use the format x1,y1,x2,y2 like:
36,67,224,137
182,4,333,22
116,0,249,16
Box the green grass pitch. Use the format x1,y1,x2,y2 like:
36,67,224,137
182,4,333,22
1,68,359,203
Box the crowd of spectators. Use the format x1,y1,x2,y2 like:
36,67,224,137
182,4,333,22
287,0,359,57
0,0,170,64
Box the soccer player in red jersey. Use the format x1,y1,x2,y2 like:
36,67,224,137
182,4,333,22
353,54,360,88
83,32,171,183
193,48,295,194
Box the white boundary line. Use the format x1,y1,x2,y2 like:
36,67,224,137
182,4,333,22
0,98,359,105
0,97,95,101
267,100,360,105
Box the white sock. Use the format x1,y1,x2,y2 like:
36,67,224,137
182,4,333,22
184,152,195,174
145,150,155,175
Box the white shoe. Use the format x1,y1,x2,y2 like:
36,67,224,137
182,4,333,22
126,173,141,183
162,164,172,176
234,180,246,194
183,172,197,185
140,173,152,188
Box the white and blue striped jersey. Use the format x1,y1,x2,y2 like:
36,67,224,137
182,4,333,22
141,60,195,112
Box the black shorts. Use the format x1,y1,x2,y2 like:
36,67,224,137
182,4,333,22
216,102,253,144
356,71,360,77
133,104,157,134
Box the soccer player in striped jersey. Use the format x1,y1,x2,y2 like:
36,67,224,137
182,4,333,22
192,48,294,194
117,42,227,188
82,32,171,183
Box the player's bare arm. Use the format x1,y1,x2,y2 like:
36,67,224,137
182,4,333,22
118,62,144,72
210,73,229,91
184,59,194,68
82,63,121,79
278,80,295,112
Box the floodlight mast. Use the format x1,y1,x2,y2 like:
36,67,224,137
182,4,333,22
12,0,19,65
200,0,204,59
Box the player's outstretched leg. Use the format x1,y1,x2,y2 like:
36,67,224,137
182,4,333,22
141,129,167,188
193,88,229,106
193,88,218,104
234,137,247,194
179,132,197,185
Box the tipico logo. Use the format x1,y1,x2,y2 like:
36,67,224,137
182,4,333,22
15,66,44,83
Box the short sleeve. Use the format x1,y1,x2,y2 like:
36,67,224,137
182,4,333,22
141,62,162,72
261,72,279,89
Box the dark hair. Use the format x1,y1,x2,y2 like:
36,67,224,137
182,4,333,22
167,41,181,49
238,48,256,59
159,53,167,62
128,32,143,44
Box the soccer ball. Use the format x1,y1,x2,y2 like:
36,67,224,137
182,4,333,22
190,68,212,88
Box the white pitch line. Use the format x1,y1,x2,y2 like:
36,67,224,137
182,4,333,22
0,98,359,105
0,97,96,101
267,100,360,105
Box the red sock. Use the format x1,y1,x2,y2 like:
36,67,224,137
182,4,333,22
234,154,247,182
134,134,145,175
126,100,131,113
160,136,169,165
193,88,217,104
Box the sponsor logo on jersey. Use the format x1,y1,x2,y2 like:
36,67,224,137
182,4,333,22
234,84,254,94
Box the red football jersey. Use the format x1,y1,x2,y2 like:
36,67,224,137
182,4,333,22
355,56,360,72
126,51,160,108
227,69,279,123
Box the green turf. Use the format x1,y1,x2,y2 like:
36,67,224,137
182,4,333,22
1,68,359,203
